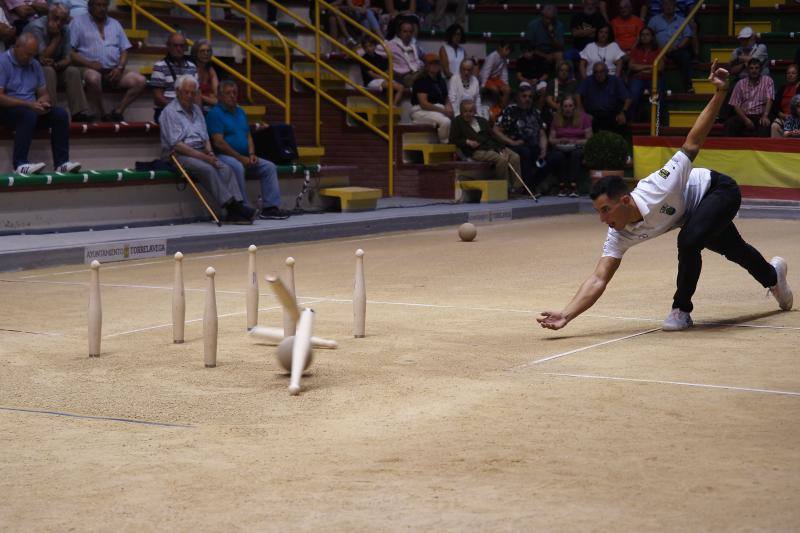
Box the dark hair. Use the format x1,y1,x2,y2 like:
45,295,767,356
596,23,614,43
361,34,377,47
590,175,630,200
497,40,512,50
634,27,658,51
747,57,762,67
445,24,465,46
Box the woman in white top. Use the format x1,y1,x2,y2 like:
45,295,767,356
438,24,466,79
448,58,486,118
579,24,626,78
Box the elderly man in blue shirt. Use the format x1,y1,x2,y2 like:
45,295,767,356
160,75,255,224
578,61,631,136
648,0,694,93
69,0,146,121
206,80,290,220
0,32,81,175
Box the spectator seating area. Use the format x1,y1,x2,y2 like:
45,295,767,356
0,0,798,233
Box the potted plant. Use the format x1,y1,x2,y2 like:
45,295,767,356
583,131,629,184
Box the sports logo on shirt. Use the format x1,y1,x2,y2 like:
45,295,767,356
658,168,670,179
659,204,676,215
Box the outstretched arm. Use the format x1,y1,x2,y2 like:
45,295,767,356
537,255,621,330
682,60,729,161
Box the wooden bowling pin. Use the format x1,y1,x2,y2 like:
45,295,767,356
172,252,185,343
246,245,258,330
265,275,300,322
88,260,102,357
283,257,296,336
353,249,366,338
249,325,338,349
289,308,315,395
204,267,218,368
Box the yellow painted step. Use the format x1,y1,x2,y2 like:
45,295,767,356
458,180,508,203
297,146,325,165
734,20,772,34
139,65,153,75
319,186,382,212
748,0,776,6
669,110,701,128
710,48,735,61
125,28,149,40
403,143,456,165
241,106,266,120
692,78,715,94
254,39,287,53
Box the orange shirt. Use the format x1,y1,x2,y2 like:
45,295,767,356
611,15,644,53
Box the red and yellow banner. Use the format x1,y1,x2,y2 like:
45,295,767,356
633,137,800,200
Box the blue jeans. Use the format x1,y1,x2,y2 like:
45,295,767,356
627,77,666,122
0,105,70,169
217,154,281,209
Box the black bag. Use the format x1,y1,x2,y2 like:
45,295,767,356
253,124,299,164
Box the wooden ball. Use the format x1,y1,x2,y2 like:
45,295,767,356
458,222,477,242
276,336,314,372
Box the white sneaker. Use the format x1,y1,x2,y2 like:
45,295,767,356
15,162,46,175
56,161,82,173
662,308,693,331
768,256,793,311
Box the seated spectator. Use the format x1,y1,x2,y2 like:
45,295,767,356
626,26,664,122
771,63,799,138
160,75,255,224
361,35,404,106
546,94,592,197
313,0,357,47
69,0,146,121
0,32,80,175
725,58,773,137
448,58,483,117
494,85,548,193
525,4,565,75
151,33,197,122
385,0,419,40
516,43,549,88
24,3,93,122
610,0,644,53
579,61,630,135
579,23,625,78
379,19,423,87
191,39,219,113
344,0,382,37
2,0,47,37
479,41,512,111
647,0,693,93
438,23,464,79
206,81,291,221
0,6,15,43
568,0,607,75
545,60,580,114
431,0,467,32
410,53,452,142
449,99,522,189
781,94,800,138
729,27,769,81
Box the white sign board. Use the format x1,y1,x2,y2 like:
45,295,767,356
84,239,167,264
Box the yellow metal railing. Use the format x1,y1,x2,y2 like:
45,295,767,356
650,0,705,135
265,0,397,195
127,0,291,122
126,0,397,194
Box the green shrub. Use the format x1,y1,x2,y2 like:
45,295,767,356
583,131,628,170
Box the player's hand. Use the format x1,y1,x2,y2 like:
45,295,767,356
708,59,729,90
536,310,568,330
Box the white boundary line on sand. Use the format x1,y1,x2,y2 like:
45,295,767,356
509,328,662,370
103,300,323,339
541,372,800,398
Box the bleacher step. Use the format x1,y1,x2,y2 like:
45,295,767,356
734,20,773,34
319,186,382,212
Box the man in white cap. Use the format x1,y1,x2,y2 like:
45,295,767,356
729,27,769,80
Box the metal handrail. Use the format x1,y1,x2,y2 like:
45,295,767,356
650,0,706,136
128,0,288,116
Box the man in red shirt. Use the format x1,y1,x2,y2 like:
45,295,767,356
610,0,644,53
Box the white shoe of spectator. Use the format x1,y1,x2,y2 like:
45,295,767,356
56,161,82,173
15,162,47,175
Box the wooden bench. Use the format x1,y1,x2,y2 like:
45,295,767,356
403,143,456,165
458,180,508,203
319,186,382,212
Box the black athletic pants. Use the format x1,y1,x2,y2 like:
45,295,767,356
673,172,777,312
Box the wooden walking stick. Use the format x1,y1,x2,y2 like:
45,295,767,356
170,153,223,227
